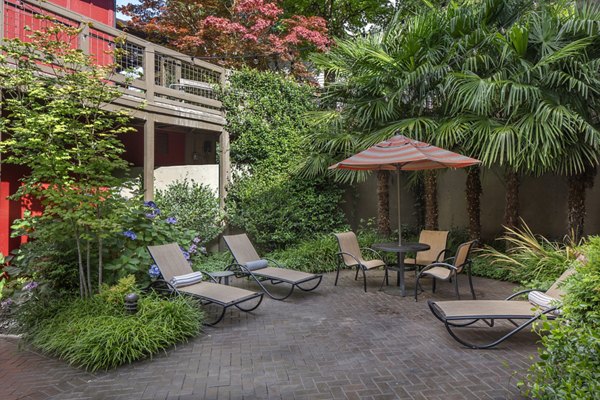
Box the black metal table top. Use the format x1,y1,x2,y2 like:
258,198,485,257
371,242,430,253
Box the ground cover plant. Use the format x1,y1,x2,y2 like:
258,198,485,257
20,276,203,371
522,236,600,399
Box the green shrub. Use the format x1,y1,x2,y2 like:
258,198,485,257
220,69,347,251
155,179,223,244
24,277,203,371
522,236,600,399
479,223,574,289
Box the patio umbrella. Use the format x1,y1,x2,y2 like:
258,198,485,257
329,135,480,244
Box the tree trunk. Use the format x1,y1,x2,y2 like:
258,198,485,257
567,166,597,243
503,169,520,230
412,174,425,231
466,166,482,241
377,170,391,237
424,170,438,230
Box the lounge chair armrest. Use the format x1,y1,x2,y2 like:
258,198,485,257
435,249,452,262
198,270,219,283
506,288,545,301
418,262,457,276
336,251,362,267
264,257,284,268
361,247,384,261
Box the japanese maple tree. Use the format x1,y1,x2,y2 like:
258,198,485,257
120,0,330,79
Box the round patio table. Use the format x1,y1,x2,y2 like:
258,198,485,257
371,242,430,297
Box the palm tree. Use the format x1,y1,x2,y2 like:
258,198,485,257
301,9,452,235
440,0,600,240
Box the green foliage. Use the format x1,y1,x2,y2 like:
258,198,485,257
154,179,223,244
522,236,600,399
0,23,134,297
104,200,207,285
267,225,392,274
479,223,574,289
220,69,347,251
24,277,202,371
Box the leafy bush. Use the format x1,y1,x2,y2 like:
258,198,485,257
155,179,223,244
479,223,574,289
220,69,347,251
104,200,207,285
23,276,203,371
522,237,600,399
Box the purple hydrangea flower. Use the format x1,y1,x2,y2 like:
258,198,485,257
166,217,177,224
1,298,13,310
192,237,202,244
123,230,137,240
145,212,157,219
148,264,161,279
22,281,39,291
144,201,158,209
199,246,207,255
188,244,198,254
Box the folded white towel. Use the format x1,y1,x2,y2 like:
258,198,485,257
170,271,204,288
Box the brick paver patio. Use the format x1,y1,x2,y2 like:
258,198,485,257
1,271,539,400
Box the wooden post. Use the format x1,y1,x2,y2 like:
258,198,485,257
143,116,155,201
144,43,155,100
219,129,230,211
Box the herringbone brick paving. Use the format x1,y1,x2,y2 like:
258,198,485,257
1,271,538,400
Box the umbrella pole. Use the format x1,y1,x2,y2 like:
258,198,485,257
397,167,401,245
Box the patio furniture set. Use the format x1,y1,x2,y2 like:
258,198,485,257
146,230,570,350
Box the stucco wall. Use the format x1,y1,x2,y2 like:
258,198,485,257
342,169,600,241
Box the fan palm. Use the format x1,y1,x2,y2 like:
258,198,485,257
302,8,452,234
440,0,600,240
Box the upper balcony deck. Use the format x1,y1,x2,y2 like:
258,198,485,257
1,0,226,130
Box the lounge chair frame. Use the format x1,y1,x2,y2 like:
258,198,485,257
147,243,264,326
334,232,386,292
415,240,477,301
427,288,558,349
223,234,323,301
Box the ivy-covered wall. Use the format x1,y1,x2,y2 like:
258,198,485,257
220,69,347,251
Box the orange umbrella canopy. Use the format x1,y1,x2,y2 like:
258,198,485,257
329,135,480,171
329,135,480,244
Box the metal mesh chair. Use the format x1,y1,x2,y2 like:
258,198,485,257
223,234,323,301
147,243,263,325
334,232,386,292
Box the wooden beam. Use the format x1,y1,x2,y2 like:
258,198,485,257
143,116,155,201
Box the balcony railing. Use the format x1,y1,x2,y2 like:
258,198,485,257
2,0,225,117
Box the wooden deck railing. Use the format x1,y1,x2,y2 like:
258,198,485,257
1,0,225,117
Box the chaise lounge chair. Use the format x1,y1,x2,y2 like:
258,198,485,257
427,268,576,349
147,243,264,326
223,234,323,300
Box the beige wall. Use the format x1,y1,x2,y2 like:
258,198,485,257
342,169,600,240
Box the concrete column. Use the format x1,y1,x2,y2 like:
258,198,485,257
144,117,155,201
219,129,230,211
78,23,90,54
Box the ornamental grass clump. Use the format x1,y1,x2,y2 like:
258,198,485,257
26,277,203,371
480,222,575,289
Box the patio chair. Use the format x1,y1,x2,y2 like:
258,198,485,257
223,234,323,300
428,268,576,349
403,230,449,272
334,232,386,292
415,240,477,301
147,243,264,326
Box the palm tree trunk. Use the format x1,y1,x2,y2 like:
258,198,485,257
412,174,425,230
466,166,482,240
567,166,597,243
424,170,438,230
377,170,391,236
503,169,520,230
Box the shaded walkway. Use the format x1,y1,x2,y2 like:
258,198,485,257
1,272,538,399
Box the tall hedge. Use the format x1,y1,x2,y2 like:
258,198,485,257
220,69,346,251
